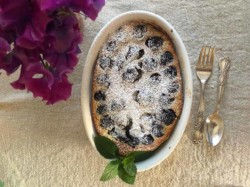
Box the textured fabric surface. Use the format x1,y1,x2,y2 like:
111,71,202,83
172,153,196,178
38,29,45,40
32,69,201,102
0,0,250,186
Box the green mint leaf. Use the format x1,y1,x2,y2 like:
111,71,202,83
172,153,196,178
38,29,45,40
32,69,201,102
118,164,136,185
0,180,4,187
128,151,154,162
94,136,119,159
100,160,121,181
122,156,137,176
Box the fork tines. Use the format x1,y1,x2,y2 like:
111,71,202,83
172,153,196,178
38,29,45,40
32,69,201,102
196,46,215,71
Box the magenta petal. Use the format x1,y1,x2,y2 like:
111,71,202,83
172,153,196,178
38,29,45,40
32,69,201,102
45,76,72,105
22,63,57,102
0,55,21,75
0,28,16,43
12,62,53,91
25,76,52,99
47,14,79,53
0,37,20,75
38,0,105,20
43,52,76,82
0,46,22,75
11,65,25,89
45,52,78,69
16,37,40,49
0,37,10,51
78,0,105,20
16,10,51,49
11,79,25,90
66,53,78,68
25,63,54,88
0,0,31,29
38,0,69,11
14,62,72,105
26,74,72,105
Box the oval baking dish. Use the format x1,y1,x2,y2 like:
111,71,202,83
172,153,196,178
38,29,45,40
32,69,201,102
81,10,193,171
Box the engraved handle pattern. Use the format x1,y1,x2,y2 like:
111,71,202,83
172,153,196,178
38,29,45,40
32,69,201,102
195,111,204,129
193,83,205,144
216,57,231,112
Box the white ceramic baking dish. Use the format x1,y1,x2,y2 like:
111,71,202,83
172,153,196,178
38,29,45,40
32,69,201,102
81,10,193,172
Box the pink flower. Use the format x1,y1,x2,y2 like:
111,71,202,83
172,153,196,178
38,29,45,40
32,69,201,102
12,63,72,105
0,0,105,104
0,37,21,75
0,0,32,29
16,9,52,49
38,0,105,20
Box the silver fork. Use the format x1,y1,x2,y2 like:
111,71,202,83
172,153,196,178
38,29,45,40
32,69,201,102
193,46,215,144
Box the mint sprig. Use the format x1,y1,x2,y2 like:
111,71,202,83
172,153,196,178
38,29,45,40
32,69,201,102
94,136,153,185
94,136,119,159
122,156,137,177
118,164,136,184
100,160,120,181
0,180,4,187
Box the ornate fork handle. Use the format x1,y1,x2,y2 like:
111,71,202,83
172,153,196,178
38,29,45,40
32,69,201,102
196,111,204,129
193,83,206,143
216,57,231,112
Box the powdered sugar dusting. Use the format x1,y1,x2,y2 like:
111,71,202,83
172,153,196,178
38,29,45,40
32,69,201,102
93,21,182,144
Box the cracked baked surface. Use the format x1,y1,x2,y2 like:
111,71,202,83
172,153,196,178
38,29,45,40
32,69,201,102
91,21,183,155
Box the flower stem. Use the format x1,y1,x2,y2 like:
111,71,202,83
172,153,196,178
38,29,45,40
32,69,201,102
40,55,49,69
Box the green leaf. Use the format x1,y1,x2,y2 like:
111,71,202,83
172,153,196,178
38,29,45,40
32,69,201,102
122,156,137,176
128,151,154,162
100,160,121,181
94,136,119,159
0,180,4,187
118,164,136,185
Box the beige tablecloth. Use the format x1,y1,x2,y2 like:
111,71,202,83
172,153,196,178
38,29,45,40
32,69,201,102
0,0,250,186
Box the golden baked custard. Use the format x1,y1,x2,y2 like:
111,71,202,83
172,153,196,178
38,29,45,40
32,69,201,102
91,21,183,155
